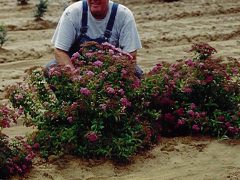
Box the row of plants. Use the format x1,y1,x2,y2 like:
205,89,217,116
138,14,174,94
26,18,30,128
0,0,48,48
1,42,240,178
17,0,48,20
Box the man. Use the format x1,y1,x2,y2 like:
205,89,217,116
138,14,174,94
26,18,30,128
50,0,143,76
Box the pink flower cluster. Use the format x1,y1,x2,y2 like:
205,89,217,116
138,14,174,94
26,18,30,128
85,131,98,142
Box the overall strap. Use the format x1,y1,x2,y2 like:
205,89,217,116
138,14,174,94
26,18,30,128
104,3,119,39
80,0,88,34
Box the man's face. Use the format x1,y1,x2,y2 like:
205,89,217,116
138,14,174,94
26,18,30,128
87,0,109,19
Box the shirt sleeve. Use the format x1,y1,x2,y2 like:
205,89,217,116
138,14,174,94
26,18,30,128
51,9,77,52
118,12,142,53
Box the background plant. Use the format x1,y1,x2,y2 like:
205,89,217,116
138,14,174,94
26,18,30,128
34,0,48,21
0,23,7,48
17,0,29,5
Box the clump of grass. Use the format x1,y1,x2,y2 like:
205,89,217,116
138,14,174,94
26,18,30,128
0,24,7,48
34,0,48,21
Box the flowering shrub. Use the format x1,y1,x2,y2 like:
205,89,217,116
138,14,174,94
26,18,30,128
4,42,240,169
0,105,35,179
146,43,240,138
7,42,159,161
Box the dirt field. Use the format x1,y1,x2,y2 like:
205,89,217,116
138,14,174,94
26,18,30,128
1,0,240,179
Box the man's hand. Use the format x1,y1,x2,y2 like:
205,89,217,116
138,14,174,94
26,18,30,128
129,50,137,60
54,48,75,69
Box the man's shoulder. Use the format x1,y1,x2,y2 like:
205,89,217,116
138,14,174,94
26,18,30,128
114,2,133,17
65,1,83,13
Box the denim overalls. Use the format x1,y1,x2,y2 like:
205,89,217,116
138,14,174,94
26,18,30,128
47,0,143,78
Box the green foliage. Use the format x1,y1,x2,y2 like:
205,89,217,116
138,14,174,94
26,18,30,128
34,0,48,20
0,24,7,48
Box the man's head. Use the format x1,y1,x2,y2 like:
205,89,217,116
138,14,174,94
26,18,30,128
87,0,109,19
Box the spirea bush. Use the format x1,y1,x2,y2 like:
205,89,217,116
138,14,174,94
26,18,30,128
146,43,240,137
5,42,240,170
0,105,36,179
6,42,159,161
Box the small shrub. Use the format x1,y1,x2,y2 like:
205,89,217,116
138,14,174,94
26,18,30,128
17,0,29,5
0,24,7,48
34,0,48,20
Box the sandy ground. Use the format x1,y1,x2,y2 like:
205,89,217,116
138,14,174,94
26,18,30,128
1,0,240,179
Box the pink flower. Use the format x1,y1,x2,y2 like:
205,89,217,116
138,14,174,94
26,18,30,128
99,103,107,111
18,107,24,115
120,97,131,107
132,79,141,88
2,119,10,128
106,87,115,94
225,122,231,127
164,113,175,122
70,52,80,61
185,59,195,67
121,51,133,60
232,67,238,75
205,75,214,83
49,67,62,77
192,124,200,132
80,87,91,96
32,143,40,150
121,69,128,76
187,110,195,117
85,52,94,58
183,87,192,93
109,49,114,55
195,112,200,118
200,112,206,118
86,131,98,142
144,101,150,107
93,60,103,67
151,63,162,73
86,70,94,76
159,97,174,107
118,89,125,96
67,116,73,123
71,102,78,110
177,119,185,126
190,103,196,110
14,94,23,100
71,75,82,82
176,108,184,116
102,42,115,49
217,115,225,122
198,62,205,69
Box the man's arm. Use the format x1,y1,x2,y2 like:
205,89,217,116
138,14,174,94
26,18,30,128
54,48,75,68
